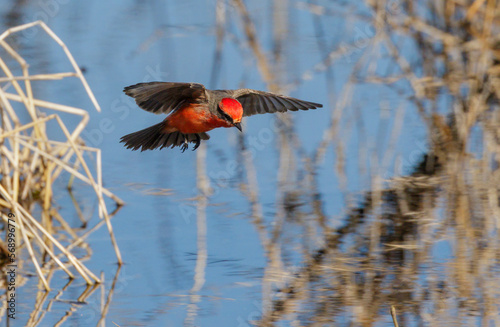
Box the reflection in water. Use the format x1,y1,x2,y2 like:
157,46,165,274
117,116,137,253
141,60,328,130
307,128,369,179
21,266,122,327
262,149,499,325
245,0,500,325
97,265,122,326
1,0,499,325
184,144,209,326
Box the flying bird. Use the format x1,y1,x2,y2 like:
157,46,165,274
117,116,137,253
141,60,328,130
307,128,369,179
120,82,322,152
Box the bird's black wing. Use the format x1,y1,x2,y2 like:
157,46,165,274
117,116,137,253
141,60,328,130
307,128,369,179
124,82,208,115
232,89,322,117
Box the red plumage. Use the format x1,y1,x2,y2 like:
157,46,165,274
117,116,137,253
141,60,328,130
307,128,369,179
120,82,322,152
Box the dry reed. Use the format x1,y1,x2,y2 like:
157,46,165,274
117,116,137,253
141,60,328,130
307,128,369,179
0,21,124,292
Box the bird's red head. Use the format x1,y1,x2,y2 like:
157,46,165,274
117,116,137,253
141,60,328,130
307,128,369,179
219,98,243,123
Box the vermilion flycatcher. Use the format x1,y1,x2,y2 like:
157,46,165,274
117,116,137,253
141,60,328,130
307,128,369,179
120,82,322,151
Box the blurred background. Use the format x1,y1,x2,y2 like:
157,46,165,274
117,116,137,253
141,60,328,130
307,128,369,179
1,0,500,326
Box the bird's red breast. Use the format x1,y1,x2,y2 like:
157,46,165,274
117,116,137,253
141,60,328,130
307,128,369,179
164,103,233,134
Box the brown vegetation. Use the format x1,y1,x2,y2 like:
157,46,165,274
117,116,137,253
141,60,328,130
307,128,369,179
0,21,123,292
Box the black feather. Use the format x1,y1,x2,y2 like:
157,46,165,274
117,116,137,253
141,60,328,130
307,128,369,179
120,123,210,151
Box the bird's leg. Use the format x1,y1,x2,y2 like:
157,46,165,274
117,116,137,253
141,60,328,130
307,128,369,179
180,134,189,152
192,134,201,151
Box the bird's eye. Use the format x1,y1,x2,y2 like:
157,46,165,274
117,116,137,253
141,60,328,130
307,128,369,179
218,105,233,123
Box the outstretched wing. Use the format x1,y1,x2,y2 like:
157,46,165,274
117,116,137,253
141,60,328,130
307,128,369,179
231,89,322,117
124,82,208,115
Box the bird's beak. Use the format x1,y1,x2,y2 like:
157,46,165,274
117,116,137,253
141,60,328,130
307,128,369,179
233,122,242,132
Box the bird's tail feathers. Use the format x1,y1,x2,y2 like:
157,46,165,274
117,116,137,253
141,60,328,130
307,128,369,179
120,122,209,151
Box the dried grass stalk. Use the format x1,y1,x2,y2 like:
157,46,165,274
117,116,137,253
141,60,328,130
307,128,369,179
0,21,123,290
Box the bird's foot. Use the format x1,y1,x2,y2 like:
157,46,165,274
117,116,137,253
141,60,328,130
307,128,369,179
192,134,201,151
180,137,189,152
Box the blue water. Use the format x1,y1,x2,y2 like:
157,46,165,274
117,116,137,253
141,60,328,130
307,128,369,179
0,0,431,326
